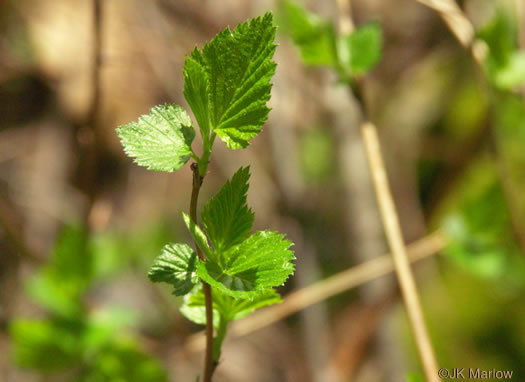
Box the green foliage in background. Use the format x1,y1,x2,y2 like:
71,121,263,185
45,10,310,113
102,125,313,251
299,127,335,183
10,225,167,381
278,0,382,81
478,10,525,90
278,0,337,66
281,2,525,378
436,8,525,284
117,12,295,378
399,265,525,380
405,373,425,382
440,157,525,286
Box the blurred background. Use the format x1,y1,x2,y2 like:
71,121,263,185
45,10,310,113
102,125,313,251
1,0,525,381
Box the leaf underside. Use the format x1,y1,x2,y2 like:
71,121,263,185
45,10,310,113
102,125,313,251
116,104,195,172
148,243,198,296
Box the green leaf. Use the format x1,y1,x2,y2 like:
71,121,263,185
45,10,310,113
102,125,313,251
218,288,282,321
182,212,213,259
183,12,277,149
179,285,220,328
116,104,195,172
148,243,198,296
341,22,382,75
279,0,338,66
184,56,211,141
201,166,254,252
196,231,295,298
180,285,281,326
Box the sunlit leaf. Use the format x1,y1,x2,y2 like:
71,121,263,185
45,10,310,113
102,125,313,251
201,166,254,252
182,212,213,260
180,285,281,327
117,104,195,172
196,231,295,298
184,13,277,149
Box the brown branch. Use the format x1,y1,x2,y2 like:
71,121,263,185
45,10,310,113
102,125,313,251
88,0,102,129
189,163,215,382
185,231,447,352
361,123,440,382
335,0,355,35
76,0,104,225
334,0,440,378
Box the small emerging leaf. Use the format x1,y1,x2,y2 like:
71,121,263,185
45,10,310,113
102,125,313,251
117,104,195,172
148,243,198,296
184,57,211,141
196,231,295,298
183,13,277,149
218,288,282,321
180,285,281,327
182,212,213,260
201,166,254,252
179,286,220,328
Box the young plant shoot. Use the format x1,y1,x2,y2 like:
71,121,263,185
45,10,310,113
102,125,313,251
116,12,295,381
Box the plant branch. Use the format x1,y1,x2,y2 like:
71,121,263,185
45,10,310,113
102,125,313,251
78,0,104,225
361,123,440,382
334,0,439,377
185,231,447,351
335,0,355,35
189,163,215,382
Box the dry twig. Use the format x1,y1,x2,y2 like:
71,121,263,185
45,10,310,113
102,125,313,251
361,123,440,381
